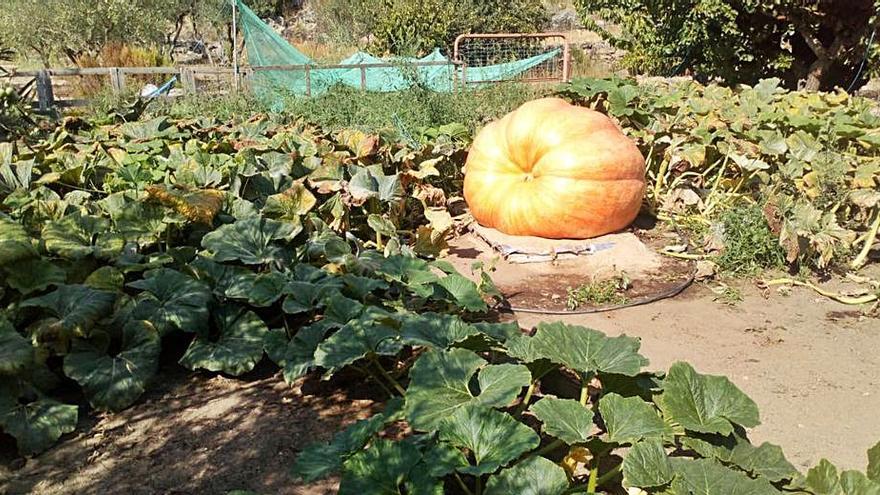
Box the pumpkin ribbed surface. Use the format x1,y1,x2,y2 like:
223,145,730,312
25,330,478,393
463,97,646,239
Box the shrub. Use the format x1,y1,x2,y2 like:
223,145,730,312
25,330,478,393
573,0,879,90
315,0,550,56
74,44,170,98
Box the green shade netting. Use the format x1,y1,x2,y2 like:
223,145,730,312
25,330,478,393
237,0,560,105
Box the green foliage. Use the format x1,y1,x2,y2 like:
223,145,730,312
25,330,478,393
2,98,879,491
290,313,880,493
558,76,880,270
717,205,786,275
0,0,191,64
334,0,548,55
530,397,595,444
149,83,540,136
0,81,31,140
0,112,494,456
573,0,880,90
63,320,161,411
0,388,78,456
566,275,630,310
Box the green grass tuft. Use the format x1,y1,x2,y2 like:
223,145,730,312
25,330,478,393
716,204,786,275
566,275,630,310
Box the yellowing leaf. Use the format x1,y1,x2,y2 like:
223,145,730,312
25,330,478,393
146,185,225,224
264,183,317,219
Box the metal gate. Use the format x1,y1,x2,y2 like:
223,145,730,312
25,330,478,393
453,33,571,85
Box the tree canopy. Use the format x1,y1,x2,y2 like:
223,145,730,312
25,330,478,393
575,0,880,90
0,0,240,65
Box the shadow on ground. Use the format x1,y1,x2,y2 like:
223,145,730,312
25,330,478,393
0,362,382,495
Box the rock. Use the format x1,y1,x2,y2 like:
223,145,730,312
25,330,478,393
695,260,718,281
550,9,583,30
857,78,880,100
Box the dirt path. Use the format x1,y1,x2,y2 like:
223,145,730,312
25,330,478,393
1,367,380,495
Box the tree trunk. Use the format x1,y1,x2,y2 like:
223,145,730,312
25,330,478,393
804,56,831,91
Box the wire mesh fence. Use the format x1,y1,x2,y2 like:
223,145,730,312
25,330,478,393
453,33,570,85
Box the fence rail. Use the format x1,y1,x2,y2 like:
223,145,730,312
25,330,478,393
9,50,567,111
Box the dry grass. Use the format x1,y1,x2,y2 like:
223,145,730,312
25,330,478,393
292,40,361,63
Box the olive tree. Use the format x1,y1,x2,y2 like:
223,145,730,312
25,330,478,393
0,0,225,66
575,0,879,91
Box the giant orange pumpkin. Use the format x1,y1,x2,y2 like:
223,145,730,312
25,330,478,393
463,98,646,239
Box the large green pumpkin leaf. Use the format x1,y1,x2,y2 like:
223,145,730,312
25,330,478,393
0,317,32,374
421,441,469,478
374,254,440,298
405,348,530,431
43,214,125,260
807,459,842,495
399,312,479,350
321,291,365,325
803,459,880,495
681,434,798,483
659,362,759,435
201,217,300,265
509,322,648,376
340,274,389,300
438,405,540,476
128,268,212,335
248,271,289,306
101,193,167,246
0,215,36,266
4,258,67,295
436,274,487,312
599,392,673,444
21,284,116,337
338,438,423,495
292,399,403,483
265,322,333,383
189,256,259,300
530,397,594,445
119,116,177,140
313,314,401,377
473,321,522,344
485,455,570,495
671,458,780,495
0,386,78,456
278,267,346,314
623,439,675,489
83,266,125,292
63,321,160,411
178,305,269,376
839,471,880,495
868,441,880,483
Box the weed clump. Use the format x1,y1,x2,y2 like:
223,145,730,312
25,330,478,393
566,275,630,310
716,204,785,275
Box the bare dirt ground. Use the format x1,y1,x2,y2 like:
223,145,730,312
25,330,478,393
0,367,382,495
2,238,878,494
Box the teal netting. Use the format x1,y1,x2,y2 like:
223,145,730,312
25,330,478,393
237,0,560,105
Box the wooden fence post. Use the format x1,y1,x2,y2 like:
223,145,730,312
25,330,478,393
109,68,126,93
36,70,54,112
305,66,312,97
360,66,366,91
181,68,197,94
